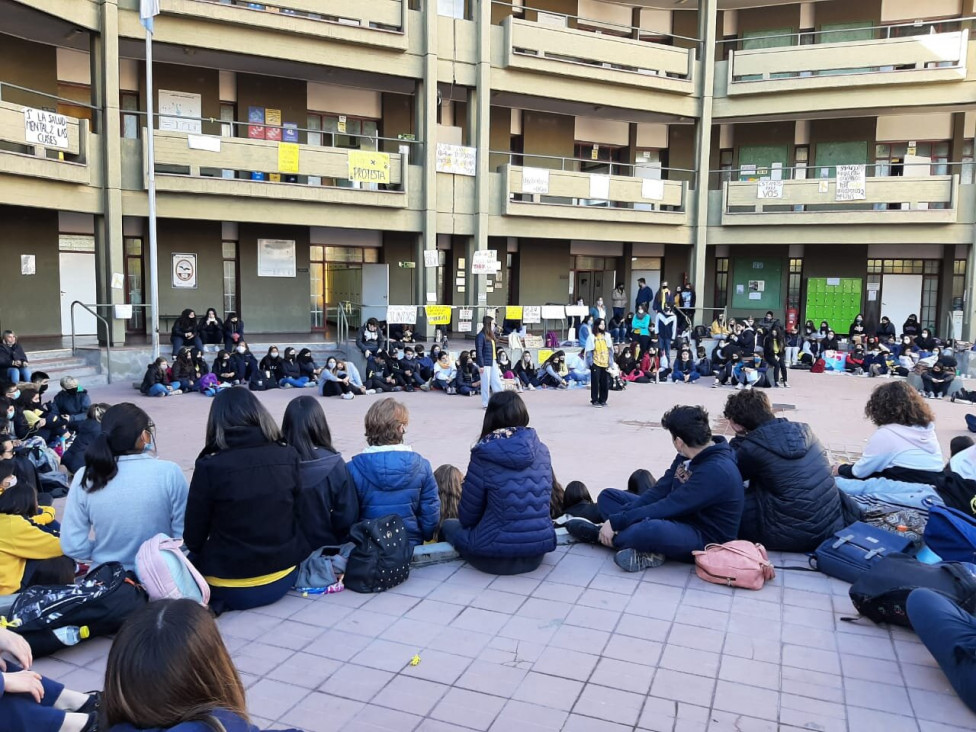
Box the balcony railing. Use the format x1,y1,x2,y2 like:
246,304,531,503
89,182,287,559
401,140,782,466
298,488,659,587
157,0,407,49
727,29,969,95
501,159,688,224
146,130,408,207
501,16,695,94
0,100,91,186
721,171,959,225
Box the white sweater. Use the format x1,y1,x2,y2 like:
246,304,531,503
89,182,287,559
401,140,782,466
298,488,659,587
852,423,944,478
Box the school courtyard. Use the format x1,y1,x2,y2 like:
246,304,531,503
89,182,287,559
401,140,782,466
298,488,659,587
34,370,976,732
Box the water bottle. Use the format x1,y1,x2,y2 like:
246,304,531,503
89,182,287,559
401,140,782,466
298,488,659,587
53,626,90,646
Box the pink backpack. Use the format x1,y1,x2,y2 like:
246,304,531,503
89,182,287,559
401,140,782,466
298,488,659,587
135,534,210,605
692,540,775,590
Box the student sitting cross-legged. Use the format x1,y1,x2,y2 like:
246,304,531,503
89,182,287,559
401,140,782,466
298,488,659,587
566,405,743,572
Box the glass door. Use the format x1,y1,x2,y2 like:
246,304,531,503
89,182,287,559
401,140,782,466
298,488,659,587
124,238,145,334
310,246,325,330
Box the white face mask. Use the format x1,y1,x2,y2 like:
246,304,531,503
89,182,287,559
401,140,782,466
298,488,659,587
237,346,246,354
271,352,279,358
6,409,13,419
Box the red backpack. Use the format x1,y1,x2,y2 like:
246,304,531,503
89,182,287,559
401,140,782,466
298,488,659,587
811,358,826,374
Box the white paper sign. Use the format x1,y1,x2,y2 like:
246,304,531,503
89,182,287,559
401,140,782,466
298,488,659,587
458,320,473,332
423,250,439,268
748,292,762,300
521,167,550,194
159,89,202,134
257,239,296,278
866,283,880,291
589,174,610,201
565,305,589,317
541,305,566,320
187,134,221,152
818,180,829,194
435,143,477,176
172,253,197,289
835,164,866,201
522,306,541,324
459,308,473,321
426,292,437,303
111,272,125,290
757,180,783,199
641,178,664,201
471,250,497,275
386,305,418,324
826,277,841,286
868,290,877,301
20,255,35,276
23,108,70,150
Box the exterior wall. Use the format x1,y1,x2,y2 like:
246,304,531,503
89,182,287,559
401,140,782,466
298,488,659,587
0,206,61,336
384,232,415,305
0,34,58,109
154,219,224,320
488,106,512,171
522,111,575,168
815,0,882,29
238,224,311,333
736,4,801,35
145,63,221,136
236,73,307,143
381,92,415,153
518,239,572,306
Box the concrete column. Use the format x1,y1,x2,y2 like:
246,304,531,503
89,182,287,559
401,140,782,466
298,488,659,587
96,0,126,345
470,0,492,309
420,4,439,308
690,0,718,311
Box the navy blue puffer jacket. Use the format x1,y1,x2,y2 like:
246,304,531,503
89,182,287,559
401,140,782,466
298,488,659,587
347,448,440,547
451,427,556,558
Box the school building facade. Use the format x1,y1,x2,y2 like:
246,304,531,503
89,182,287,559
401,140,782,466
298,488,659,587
1,0,976,342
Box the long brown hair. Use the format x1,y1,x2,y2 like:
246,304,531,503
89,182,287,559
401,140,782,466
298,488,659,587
481,315,495,341
104,600,248,728
864,380,934,428
434,464,463,528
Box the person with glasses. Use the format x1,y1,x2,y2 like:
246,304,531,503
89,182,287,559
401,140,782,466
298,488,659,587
61,404,189,571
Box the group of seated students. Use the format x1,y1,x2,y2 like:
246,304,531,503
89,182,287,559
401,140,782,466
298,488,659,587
169,308,245,356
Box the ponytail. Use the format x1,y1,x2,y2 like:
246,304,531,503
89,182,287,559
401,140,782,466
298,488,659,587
82,403,152,493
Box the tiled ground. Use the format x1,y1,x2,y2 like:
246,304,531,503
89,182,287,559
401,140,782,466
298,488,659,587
37,542,976,732
31,370,976,731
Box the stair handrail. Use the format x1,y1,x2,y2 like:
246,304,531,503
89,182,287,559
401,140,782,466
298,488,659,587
70,301,116,385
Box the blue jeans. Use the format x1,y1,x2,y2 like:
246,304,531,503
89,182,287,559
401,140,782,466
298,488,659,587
907,588,976,713
671,370,700,383
567,371,590,385
480,365,503,407
208,567,299,612
279,377,309,388
147,383,170,397
171,335,204,356
6,366,31,383
0,660,65,732
597,488,704,558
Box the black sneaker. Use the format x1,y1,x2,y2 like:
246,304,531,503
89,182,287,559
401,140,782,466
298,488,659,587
613,549,666,572
564,518,601,544
78,692,101,715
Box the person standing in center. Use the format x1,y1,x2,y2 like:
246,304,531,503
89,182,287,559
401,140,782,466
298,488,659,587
475,315,504,409
585,317,613,408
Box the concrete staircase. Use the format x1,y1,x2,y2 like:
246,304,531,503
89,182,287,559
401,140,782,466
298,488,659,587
25,349,108,388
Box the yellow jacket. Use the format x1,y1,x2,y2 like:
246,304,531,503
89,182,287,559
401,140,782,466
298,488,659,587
0,508,64,595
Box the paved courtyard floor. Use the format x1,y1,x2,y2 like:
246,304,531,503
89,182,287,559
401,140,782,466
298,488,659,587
32,369,976,731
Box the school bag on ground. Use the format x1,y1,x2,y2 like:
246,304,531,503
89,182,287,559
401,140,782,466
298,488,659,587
847,554,976,627
342,514,412,593
135,534,210,605
811,521,915,584
3,562,148,657
546,331,559,349
924,504,976,562
692,541,775,590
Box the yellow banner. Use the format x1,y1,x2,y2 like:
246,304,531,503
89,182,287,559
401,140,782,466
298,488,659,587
537,349,553,366
425,305,452,326
506,306,523,321
277,143,299,174
348,150,391,184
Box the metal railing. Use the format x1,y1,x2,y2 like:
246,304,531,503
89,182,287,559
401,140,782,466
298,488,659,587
715,16,975,48
490,150,696,181
711,160,970,181
70,302,155,385
0,82,101,133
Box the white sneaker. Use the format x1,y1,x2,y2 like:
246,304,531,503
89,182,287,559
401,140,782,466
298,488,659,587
784,383,791,388
735,383,743,390
169,389,183,396
745,383,752,390
366,389,377,395
528,384,536,390
342,392,355,400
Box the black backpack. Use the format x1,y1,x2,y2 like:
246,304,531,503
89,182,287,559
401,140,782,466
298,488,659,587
343,515,412,593
6,562,148,656
848,554,976,628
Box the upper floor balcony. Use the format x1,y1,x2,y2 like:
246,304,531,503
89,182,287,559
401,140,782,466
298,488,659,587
490,8,698,117
719,163,961,226
715,20,974,118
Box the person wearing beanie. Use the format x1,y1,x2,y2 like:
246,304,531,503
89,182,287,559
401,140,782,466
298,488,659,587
53,376,92,429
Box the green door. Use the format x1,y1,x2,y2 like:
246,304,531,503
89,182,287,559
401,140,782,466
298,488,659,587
738,145,790,182
805,277,863,329
815,141,869,179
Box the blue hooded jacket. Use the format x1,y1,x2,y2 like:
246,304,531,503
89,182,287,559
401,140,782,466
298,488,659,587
347,448,440,546
452,427,556,558
109,708,300,732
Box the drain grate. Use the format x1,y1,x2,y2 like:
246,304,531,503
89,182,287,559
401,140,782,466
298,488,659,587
771,403,797,411
619,420,662,430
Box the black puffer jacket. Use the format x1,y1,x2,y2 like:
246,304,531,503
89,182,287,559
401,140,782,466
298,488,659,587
731,418,845,552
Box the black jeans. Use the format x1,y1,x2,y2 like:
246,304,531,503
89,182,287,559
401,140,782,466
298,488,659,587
440,519,545,576
590,365,609,405
769,354,788,384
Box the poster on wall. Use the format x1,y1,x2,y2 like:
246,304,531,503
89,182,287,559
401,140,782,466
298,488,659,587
471,250,497,275
23,108,69,150
277,143,299,174
158,90,202,134
757,180,783,199
522,306,541,324
425,305,452,325
435,143,477,176
386,306,417,324
20,254,35,276
835,164,866,201
265,108,282,141
257,239,296,278
641,178,664,201
423,250,440,268
247,106,266,140
347,151,391,184
521,167,550,194
171,253,197,289
589,174,610,201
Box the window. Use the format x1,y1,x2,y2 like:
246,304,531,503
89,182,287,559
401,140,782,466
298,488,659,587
953,259,967,309
714,257,729,308
121,92,140,140
787,258,803,311
306,113,378,151
868,258,941,332
124,238,145,333
222,241,239,315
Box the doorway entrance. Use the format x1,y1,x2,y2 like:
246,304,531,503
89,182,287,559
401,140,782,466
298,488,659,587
58,235,97,336
881,275,923,335
309,246,380,331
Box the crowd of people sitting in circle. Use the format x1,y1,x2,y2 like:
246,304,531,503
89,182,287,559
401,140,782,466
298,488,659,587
3,345,976,724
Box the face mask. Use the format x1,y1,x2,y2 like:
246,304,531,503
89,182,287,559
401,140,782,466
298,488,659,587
856,318,863,323
327,362,337,370
6,409,13,419
237,346,246,354
143,438,154,453
11,390,19,401
271,352,279,358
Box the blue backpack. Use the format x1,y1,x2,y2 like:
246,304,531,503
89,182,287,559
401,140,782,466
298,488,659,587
924,504,976,563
